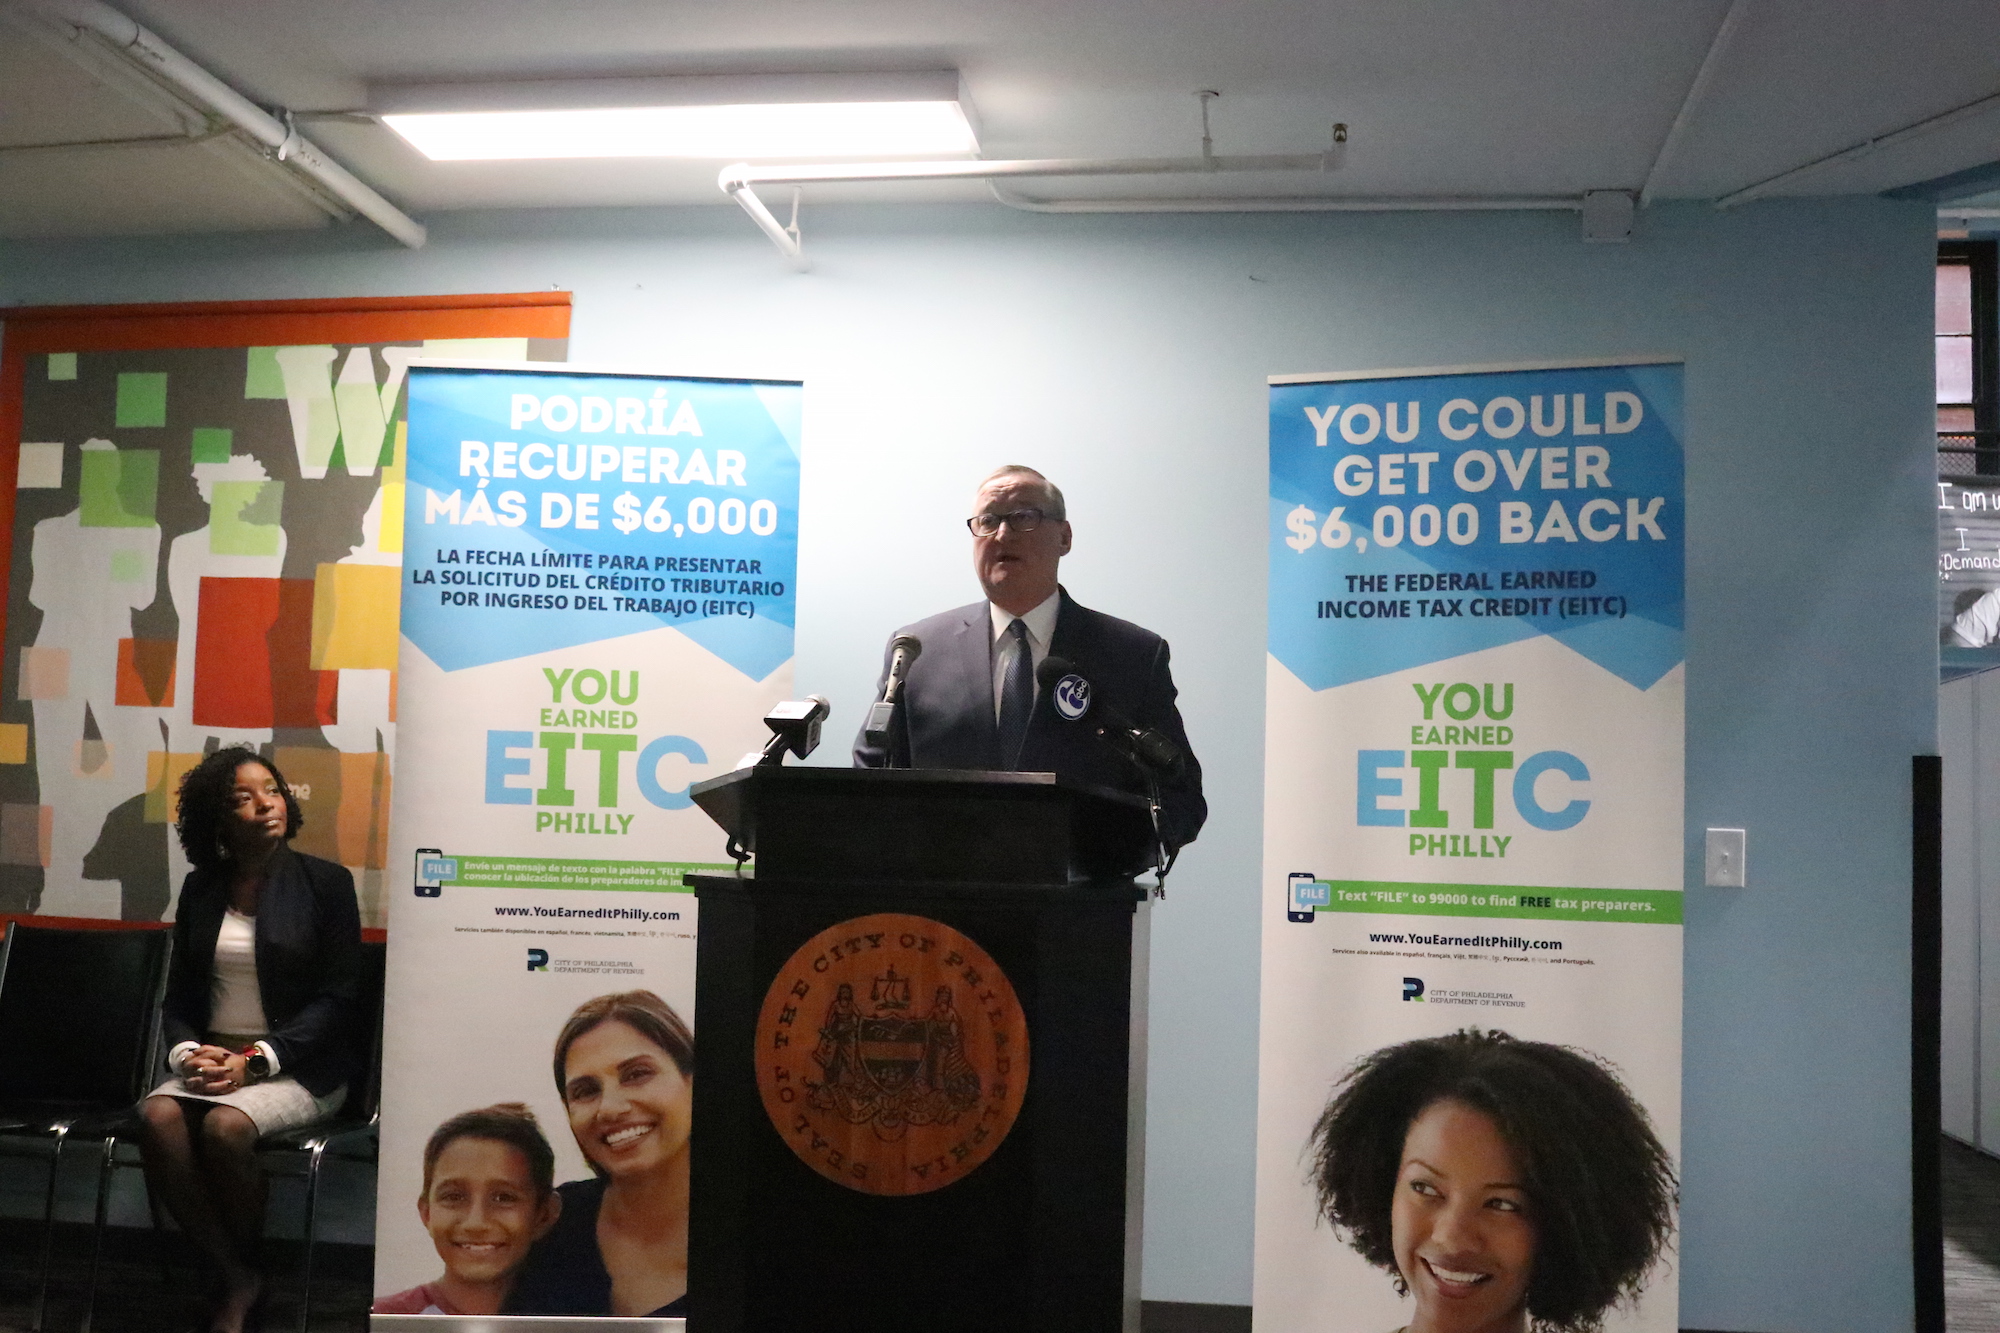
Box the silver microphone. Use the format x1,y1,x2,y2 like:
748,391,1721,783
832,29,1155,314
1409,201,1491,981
864,635,923,744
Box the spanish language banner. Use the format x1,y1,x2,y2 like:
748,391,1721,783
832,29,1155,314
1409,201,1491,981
1253,360,1684,1333
373,363,802,1317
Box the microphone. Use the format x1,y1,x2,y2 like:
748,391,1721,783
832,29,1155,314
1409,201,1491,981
1036,656,1182,774
863,634,923,744
756,694,830,766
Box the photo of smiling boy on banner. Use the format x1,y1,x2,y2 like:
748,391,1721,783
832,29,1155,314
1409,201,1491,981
373,1103,561,1316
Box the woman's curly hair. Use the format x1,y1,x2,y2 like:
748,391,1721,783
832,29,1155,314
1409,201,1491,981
174,745,303,870
1310,1028,1675,1333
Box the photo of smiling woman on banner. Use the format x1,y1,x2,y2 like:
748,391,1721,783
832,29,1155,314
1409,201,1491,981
1309,1029,1675,1333
507,989,695,1318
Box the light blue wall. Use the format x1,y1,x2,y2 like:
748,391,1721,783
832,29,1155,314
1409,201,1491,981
0,195,1937,1331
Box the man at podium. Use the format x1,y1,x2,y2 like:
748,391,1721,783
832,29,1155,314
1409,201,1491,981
852,465,1206,854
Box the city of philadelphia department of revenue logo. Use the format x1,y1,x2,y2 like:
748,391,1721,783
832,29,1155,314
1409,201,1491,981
755,912,1028,1197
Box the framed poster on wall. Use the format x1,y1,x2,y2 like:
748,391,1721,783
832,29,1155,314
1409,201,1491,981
1939,474,2000,681
0,294,570,926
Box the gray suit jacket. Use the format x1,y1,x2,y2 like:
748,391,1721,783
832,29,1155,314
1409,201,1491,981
852,588,1206,852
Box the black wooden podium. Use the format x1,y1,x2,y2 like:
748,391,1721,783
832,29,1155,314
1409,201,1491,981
685,766,1153,1333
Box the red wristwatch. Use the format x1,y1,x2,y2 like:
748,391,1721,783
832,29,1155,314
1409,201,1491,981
241,1046,271,1082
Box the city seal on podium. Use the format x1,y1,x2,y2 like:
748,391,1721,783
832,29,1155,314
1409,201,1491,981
755,912,1029,1196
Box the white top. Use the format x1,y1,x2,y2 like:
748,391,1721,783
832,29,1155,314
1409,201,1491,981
166,902,283,1077
988,590,1060,722
208,907,269,1036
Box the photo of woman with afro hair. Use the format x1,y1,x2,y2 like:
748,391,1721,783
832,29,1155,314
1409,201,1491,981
1310,1028,1676,1333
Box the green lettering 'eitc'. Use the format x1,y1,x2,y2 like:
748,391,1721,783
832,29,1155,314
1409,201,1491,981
539,732,639,807
1409,750,1515,828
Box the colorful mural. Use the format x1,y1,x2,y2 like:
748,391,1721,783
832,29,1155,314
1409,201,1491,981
0,299,570,927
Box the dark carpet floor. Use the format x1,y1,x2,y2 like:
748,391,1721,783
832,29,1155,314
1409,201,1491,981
0,1222,371,1333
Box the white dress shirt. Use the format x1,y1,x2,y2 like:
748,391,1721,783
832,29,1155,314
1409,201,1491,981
989,590,1060,722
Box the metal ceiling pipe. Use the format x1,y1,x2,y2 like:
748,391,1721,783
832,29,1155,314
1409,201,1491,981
1639,0,1752,207
989,184,1582,214
718,156,1581,260
1716,84,2000,210
719,152,1335,191
14,0,426,248
720,146,1346,260
726,180,806,267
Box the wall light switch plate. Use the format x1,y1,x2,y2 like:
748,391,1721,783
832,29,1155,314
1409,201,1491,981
1705,828,1746,887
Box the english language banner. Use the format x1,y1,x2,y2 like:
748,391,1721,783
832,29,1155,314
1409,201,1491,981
1253,359,1684,1333
373,363,802,1319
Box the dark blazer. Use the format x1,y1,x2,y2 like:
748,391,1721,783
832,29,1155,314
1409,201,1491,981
506,1176,688,1317
852,587,1206,852
162,846,362,1097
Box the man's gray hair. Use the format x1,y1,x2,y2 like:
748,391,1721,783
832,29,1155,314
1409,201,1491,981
977,465,1066,521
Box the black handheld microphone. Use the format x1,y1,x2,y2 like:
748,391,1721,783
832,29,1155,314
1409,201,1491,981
1036,656,1182,774
863,634,923,745
758,694,831,765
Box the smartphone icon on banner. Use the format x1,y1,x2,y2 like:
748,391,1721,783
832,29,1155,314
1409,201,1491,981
415,848,447,898
1288,872,1327,923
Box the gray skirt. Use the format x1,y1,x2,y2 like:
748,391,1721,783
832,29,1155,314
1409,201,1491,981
145,1033,347,1137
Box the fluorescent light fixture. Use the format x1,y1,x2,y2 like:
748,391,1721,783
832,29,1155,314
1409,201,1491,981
384,102,975,161
373,71,978,162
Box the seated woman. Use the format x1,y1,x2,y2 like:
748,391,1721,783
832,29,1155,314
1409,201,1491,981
373,1103,563,1316
1309,1028,1676,1333
508,990,694,1317
137,747,361,1333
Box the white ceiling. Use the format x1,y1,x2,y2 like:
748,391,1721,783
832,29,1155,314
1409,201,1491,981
3,0,2000,240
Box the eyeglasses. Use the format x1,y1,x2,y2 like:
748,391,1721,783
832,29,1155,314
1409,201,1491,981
966,508,1049,536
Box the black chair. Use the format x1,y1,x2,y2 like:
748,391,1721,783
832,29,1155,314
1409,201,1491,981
80,938,387,1333
257,939,387,1333
0,921,172,1333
